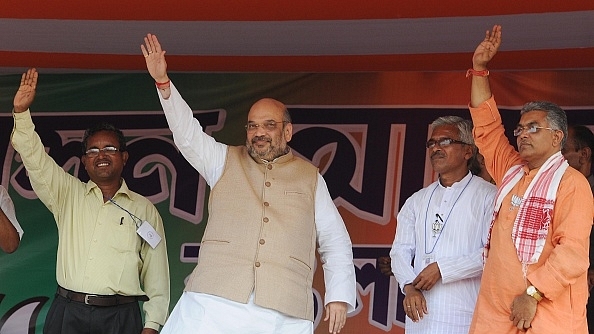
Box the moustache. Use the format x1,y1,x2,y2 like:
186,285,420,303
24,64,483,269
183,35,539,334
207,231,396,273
252,136,272,143
431,151,445,159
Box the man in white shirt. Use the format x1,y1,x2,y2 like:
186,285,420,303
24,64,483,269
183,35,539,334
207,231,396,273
141,34,356,334
0,185,23,253
390,116,496,333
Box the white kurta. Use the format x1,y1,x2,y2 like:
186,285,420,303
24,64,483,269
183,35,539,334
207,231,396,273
390,172,496,334
158,83,356,333
0,185,23,239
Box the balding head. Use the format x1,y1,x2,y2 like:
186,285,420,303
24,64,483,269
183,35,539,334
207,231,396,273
245,98,293,161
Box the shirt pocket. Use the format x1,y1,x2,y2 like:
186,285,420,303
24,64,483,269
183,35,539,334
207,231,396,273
111,218,138,253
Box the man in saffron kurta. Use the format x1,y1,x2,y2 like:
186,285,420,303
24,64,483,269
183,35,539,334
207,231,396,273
467,25,593,334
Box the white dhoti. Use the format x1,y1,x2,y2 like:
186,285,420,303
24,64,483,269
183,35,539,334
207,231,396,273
161,291,313,334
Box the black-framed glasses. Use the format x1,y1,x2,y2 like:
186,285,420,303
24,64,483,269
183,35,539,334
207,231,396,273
85,146,120,157
245,120,288,132
426,138,468,149
513,124,555,137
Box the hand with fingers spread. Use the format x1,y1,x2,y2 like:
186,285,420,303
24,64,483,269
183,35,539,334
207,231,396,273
411,262,441,291
13,68,38,113
472,25,501,71
324,301,348,333
403,284,428,322
141,34,169,85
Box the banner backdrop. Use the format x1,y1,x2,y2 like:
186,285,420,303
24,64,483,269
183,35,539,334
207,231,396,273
0,71,592,333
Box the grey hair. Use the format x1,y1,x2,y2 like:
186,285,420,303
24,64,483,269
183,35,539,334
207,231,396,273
283,107,292,124
520,101,567,147
431,116,475,146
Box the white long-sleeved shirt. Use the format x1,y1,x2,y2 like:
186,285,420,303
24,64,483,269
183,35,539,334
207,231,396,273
158,83,356,312
390,172,496,334
0,185,24,239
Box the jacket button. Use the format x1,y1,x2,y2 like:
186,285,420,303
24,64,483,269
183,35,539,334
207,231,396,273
263,217,269,223
255,262,261,267
259,239,265,245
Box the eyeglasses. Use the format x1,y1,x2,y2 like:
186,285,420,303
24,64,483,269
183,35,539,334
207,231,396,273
426,138,468,149
513,125,555,137
245,120,288,132
85,146,120,157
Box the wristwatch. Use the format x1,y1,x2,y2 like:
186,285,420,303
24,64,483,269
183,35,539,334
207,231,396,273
526,285,543,302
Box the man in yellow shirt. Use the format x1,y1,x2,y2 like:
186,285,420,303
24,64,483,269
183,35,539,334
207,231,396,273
11,68,170,334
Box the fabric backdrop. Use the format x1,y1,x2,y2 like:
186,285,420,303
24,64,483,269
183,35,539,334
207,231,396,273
0,70,592,333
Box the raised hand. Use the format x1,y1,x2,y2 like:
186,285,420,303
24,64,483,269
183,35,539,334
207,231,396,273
472,25,502,70
13,68,38,113
141,34,169,83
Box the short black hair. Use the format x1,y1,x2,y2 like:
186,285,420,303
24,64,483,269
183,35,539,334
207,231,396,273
568,124,594,163
81,122,127,154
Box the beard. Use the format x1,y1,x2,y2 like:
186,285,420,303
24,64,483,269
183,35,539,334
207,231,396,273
247,135,289,161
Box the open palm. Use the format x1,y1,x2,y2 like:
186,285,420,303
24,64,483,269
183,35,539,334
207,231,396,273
141,34,169,83
13,68,38,113
472,25,502,69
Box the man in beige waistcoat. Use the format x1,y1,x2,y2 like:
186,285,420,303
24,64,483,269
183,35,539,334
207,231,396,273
141,34,356,334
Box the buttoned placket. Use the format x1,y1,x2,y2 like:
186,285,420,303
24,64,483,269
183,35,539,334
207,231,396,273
255,162,274,270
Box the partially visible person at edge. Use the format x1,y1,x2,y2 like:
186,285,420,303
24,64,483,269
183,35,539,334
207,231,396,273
389,116,497,333
563,124,594,193
469,151,495,185
0,185,24,253
141,34,356,334
562,124,594,331
11,68,170,334
467,25,593,333
377,146,494,278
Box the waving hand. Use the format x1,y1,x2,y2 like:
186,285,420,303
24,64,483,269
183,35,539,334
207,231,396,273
13,68,38,113
472,25,502,70
141,34,169,84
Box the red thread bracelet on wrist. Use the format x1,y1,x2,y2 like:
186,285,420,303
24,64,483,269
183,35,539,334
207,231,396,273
466,69,489,78
155,80,170,88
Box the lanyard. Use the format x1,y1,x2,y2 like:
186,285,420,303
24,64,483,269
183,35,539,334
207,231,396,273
108,198,143,228
424,175,473,255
